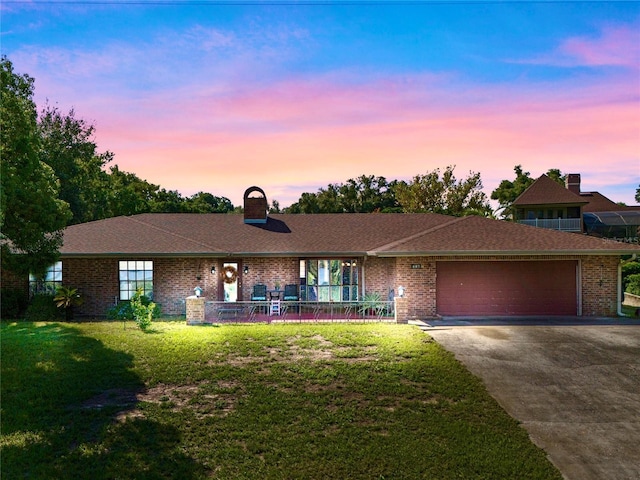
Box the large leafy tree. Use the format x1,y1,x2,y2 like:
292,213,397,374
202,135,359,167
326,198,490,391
1,57,71,275
182,191,234,213
105,165,161,217
148,188,185,213
286,192,321,213
338,175,401,213
490,165,535,217
38,102,237,219
286,175,400,213
104,169,235,216
395,166,492,216
38,104,114,224
545,168,565,184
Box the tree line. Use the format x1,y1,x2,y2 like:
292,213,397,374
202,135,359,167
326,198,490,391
281,169,492,216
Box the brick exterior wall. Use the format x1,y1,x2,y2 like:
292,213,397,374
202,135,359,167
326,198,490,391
239,257,300,300
580,255,619,316
64,258,120,317
392,257,437,318
363,257,396,296
10,253,622,318
154,258,206,315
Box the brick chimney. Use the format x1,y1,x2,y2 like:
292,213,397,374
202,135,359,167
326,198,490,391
565,174,581,194
243,186,268,224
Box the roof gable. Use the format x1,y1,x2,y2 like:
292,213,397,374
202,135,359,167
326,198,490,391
512,174,587,207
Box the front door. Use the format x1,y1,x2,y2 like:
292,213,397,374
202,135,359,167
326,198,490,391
221,262,242,302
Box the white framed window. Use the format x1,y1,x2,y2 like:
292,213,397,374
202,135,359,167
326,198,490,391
119,260,153,300
299,259,359,302
29,261,62,297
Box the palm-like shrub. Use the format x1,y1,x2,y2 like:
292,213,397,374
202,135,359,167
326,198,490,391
53,286,83,320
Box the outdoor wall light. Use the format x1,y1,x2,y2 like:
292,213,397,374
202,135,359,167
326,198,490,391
243,266,249,274
398,286,405,298
211,266,216,274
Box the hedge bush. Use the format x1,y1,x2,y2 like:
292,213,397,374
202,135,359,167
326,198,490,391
0,288,28,319
622,261,640,292
25,294,64,322
626,274,640,296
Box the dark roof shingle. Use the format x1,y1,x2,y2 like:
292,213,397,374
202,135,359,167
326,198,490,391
512,174,587,207
581,192,640,213
370,215,639,255
60,212,640,257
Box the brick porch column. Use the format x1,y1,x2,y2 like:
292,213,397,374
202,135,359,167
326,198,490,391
394,296,408,324
186,296,206,325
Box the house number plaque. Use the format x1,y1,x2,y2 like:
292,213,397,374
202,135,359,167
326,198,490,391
411,264,422,269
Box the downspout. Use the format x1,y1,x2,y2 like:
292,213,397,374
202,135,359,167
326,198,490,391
618,254,637,317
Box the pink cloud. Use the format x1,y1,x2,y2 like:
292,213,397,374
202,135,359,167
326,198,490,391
559,25,640,68
87,70,638,207
514,23,640,69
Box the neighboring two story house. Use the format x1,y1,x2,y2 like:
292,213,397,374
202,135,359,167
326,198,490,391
512,173,640,243
511,174,587,232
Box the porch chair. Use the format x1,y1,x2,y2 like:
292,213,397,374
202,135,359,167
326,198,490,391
251,284,267,301
283,284,299,314
251,284,268,314
283,284,299,301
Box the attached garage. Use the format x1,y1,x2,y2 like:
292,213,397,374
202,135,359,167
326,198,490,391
436,260,578,316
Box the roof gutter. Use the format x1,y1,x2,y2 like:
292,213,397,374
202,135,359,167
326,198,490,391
59,253,228,259
367,250,640,257
59,251,371,259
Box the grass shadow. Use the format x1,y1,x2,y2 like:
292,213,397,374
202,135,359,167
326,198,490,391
0,322,205,479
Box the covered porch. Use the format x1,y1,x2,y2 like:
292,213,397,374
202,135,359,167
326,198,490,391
186,298,404,324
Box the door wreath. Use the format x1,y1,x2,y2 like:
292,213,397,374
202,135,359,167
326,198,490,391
222,265,238,284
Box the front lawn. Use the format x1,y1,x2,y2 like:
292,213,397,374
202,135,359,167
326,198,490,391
1,321,561,479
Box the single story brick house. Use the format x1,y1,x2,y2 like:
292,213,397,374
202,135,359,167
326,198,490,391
13,187,640,320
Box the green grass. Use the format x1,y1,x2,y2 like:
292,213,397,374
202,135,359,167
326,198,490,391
1,321,562,479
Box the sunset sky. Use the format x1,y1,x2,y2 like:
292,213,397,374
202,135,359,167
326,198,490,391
2,0,639,208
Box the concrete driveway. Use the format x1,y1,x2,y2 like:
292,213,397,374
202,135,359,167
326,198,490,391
420,318,640,480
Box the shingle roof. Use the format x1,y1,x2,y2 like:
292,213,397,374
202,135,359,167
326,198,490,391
581,192,640,213
60,212,640,257
369,215,639,255
512,174,587,207
60,213,455,256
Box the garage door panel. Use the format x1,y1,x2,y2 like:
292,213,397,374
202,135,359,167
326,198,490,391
436,261,577,316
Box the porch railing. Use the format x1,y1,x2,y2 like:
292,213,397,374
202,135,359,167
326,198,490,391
203,300,395,323
518,218,582,231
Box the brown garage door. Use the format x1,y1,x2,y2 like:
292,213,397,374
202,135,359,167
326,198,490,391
436,261,578,316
